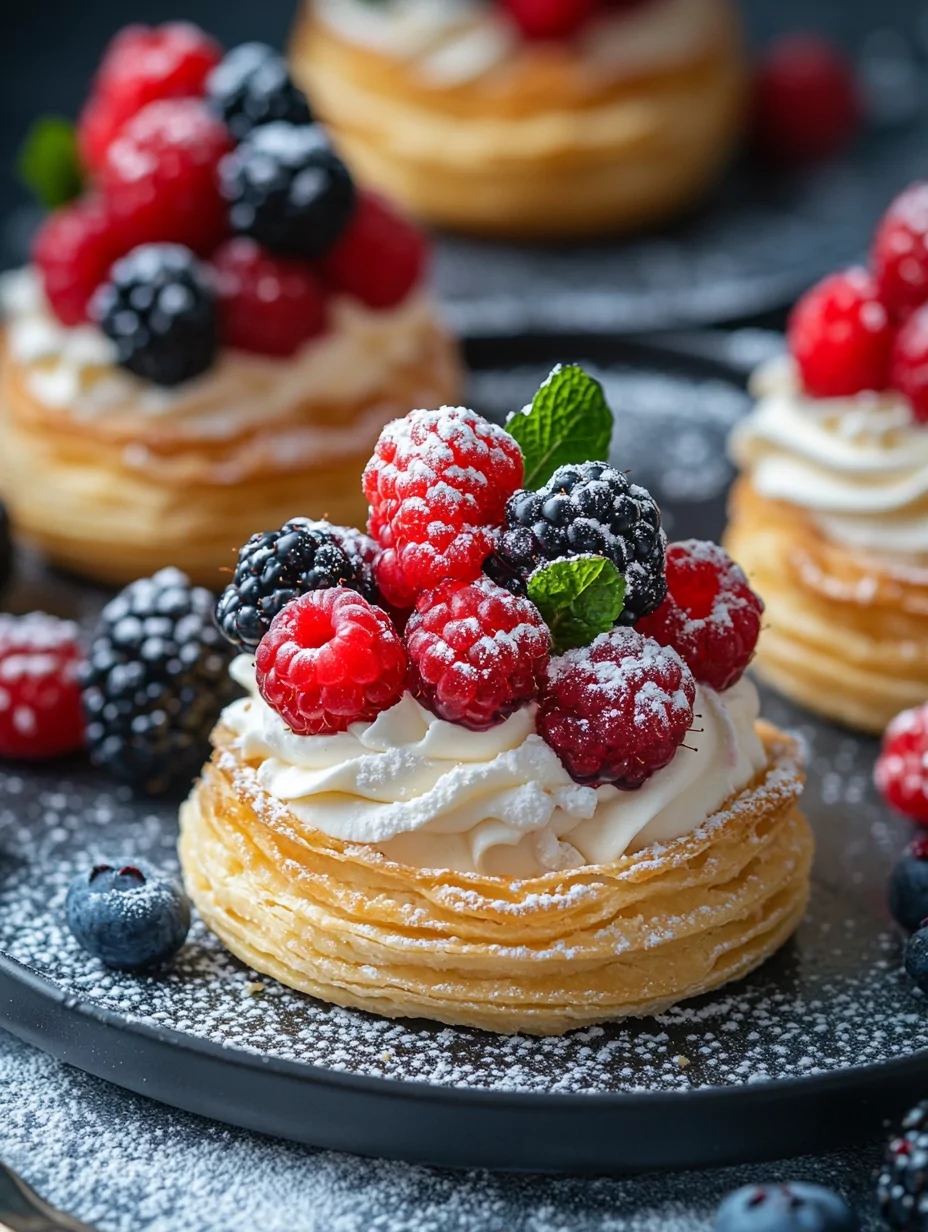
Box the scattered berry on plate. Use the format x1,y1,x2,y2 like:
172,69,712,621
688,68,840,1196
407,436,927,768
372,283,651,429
255,588,406,735
872,182,928,323
216,519,362,653
890,305,928,425
537,627,695,788
101,97,233,256
0,612,84,760
636,540,763,692
405,576,550,730
320,192,429,310
501,0,599,41
787,267,893,399
716,1182,860,1232
0,502,13,597
207,42,311,141
889,839,928,934
221,121,356,259
879,1103,928,1231
875,704,928,825
906,926,928,997
753,34,860,165
78,22,223,175
212,237,328,357
65,861,190,970
92,243,218,387
32,196,123,327
80,567,236,795
487,461,666,625
363,406,524,597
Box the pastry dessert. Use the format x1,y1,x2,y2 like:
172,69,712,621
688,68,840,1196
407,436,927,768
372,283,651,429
180,365,811,1035
290,0,746,240
0,25,459,587
727,183,928,734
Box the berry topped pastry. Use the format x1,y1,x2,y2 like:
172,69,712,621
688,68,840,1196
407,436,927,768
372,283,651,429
290,0,746,239
727,181,928,735
180,365,812,1035
0,25,460,587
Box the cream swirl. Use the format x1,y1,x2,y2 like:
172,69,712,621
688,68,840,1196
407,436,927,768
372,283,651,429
221,657,766,878
730,355,928,559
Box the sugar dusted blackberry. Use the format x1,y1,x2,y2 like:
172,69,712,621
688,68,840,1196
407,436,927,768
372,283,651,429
81,568,236,795
302,520,380,605
208,42,311,141
216,520,361,653
879,1102,928,1231
489,461,666,625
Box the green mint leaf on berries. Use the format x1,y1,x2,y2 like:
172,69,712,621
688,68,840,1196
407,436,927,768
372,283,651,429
506,365,613,490
17,117,83,210
528,556,625,653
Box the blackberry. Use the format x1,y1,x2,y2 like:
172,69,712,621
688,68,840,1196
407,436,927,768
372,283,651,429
0,501,12,596
906,927,928,994
92,244,218,387
879,1103,928,1231
208,42,311,141
308,520,380,605
488,462,666,625
890,838,928,933
80,568,236,795
221,122,356,259
216,520,363,653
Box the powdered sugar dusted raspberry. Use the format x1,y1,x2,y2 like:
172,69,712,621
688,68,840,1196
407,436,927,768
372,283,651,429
0,613,85,760
362,406,523,598
876,703,928,824
889,303,928,424
538,628,695,788
872,181,928,322
787,267,893,398
636,540,764,693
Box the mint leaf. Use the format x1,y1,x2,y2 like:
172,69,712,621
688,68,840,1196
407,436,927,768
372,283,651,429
506,365,613,490
18,117,83,210
528,556,625,653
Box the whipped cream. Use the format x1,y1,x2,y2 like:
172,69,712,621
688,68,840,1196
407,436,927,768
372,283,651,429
221,657,766,878
730,355,928,560
0,268,439,443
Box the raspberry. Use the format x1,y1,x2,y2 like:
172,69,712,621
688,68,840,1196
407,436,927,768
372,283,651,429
501,0,599,40
873,183,928,323
890,304,928,425
320,193,428,310
32,197,124,326
363,407,524,596
636,540,764,693
876,703,928,825
753,34,860,165
537,627,695,788
256,589,406,736
0,613,85,760
101,98,233,256
489,461,666,625
787,268,893,398
211,238,328,357
405,577,550,730
79,23,222,175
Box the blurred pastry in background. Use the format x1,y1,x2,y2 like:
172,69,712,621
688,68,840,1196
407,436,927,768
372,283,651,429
291,0,746,240
0,25,460,588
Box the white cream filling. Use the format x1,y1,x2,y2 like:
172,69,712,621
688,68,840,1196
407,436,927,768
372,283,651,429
221,656,766,879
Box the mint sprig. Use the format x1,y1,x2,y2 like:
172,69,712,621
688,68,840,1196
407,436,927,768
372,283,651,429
18,117,83,210
506,365,613,490
528,556,625,653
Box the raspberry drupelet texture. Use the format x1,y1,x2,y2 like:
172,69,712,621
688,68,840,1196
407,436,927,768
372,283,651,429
538,627,696,789
363,406,524,599
872,182,928,323
636,540,764,692
488,461,666,625
0,613,85,760
212,238,328,357
256,589,406,735
890,304,928,425
405,577,550,730
787,267,893,398
32,197,124,327
876,704,928,825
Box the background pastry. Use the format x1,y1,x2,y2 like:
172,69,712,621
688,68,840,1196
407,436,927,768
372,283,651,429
291,0,747,240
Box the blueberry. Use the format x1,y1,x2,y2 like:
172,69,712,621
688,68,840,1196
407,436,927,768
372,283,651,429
890,838,928,933
905,927,928,993
66,861,190,970
716,1184,859,1232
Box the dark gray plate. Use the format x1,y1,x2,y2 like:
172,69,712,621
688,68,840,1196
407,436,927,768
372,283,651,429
0,338,923,1174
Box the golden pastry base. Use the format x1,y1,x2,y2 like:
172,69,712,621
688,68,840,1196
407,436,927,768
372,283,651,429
725,480,928,734
179,721,811,1036
0,326,461,589
290,3,746,240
